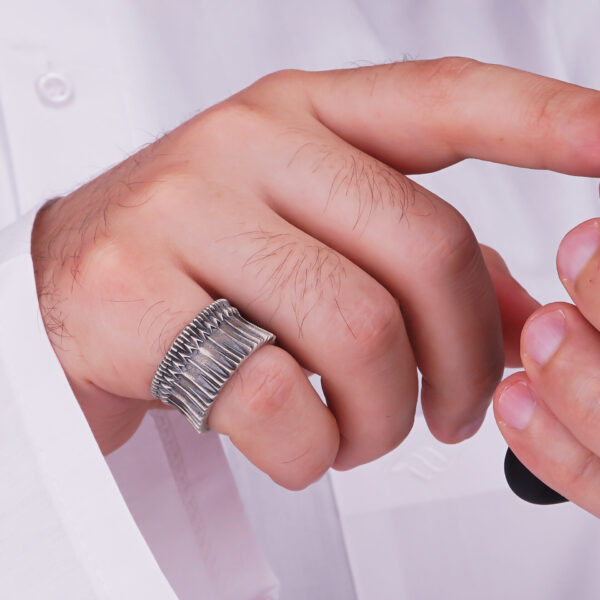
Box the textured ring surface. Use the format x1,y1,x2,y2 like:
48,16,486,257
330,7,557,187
150,298,276,433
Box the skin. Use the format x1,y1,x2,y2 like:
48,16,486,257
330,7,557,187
31,57,599,493
495,216,600,517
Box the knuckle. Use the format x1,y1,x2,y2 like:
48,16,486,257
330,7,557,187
79,236,134,288
192,70,305,139
414,208,480,278
241,69,310,116
191,99,273,146
248,68,306,99
420,56,481,89
242,348,296,423
335,287,403,360
254,68,304,88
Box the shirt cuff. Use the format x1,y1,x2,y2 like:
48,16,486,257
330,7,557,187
0,205,177,598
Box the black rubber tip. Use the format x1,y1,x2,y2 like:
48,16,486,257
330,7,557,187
504,447,568,505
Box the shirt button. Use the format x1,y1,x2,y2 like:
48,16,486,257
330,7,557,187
36,71,74,107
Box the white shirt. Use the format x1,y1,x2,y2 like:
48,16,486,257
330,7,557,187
1,1,600,598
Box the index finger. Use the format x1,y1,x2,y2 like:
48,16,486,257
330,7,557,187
301,57,600,175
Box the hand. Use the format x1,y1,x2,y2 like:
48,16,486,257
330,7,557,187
32,58,595,490
495,216,600,516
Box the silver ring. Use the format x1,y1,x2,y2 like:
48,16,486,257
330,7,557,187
150,299,276,433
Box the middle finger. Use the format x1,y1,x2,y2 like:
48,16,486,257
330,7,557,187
262,126,504,443
168,195,419,470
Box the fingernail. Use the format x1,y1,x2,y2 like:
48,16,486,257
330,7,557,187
497,382,535,430
523,310,566,366
557,221,600,283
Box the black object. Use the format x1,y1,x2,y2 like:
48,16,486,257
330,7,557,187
504,448,568,505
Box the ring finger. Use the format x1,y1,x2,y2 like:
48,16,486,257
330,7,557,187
168,195,419,470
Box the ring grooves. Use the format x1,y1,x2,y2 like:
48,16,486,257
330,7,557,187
150,298,276,433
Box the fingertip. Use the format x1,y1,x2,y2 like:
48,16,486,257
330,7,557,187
271,428,339,490
420,373,496,445
518,301,575,368
556,218,600,286
492,371,530,428
425,413,485,445
493,369,527,397
331,410,415,470
456,412,487,440
330,456,354,472
207,345,341,490
481,246,540,368
501,283,541,367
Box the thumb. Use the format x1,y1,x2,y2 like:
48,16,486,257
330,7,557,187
480,244,540,367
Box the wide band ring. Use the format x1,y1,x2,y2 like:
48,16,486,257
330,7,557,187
150,299,276,433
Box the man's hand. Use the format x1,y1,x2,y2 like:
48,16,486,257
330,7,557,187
495,217,600,517
32,57,597,490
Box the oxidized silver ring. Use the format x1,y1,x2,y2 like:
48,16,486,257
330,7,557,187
150,299,276,433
